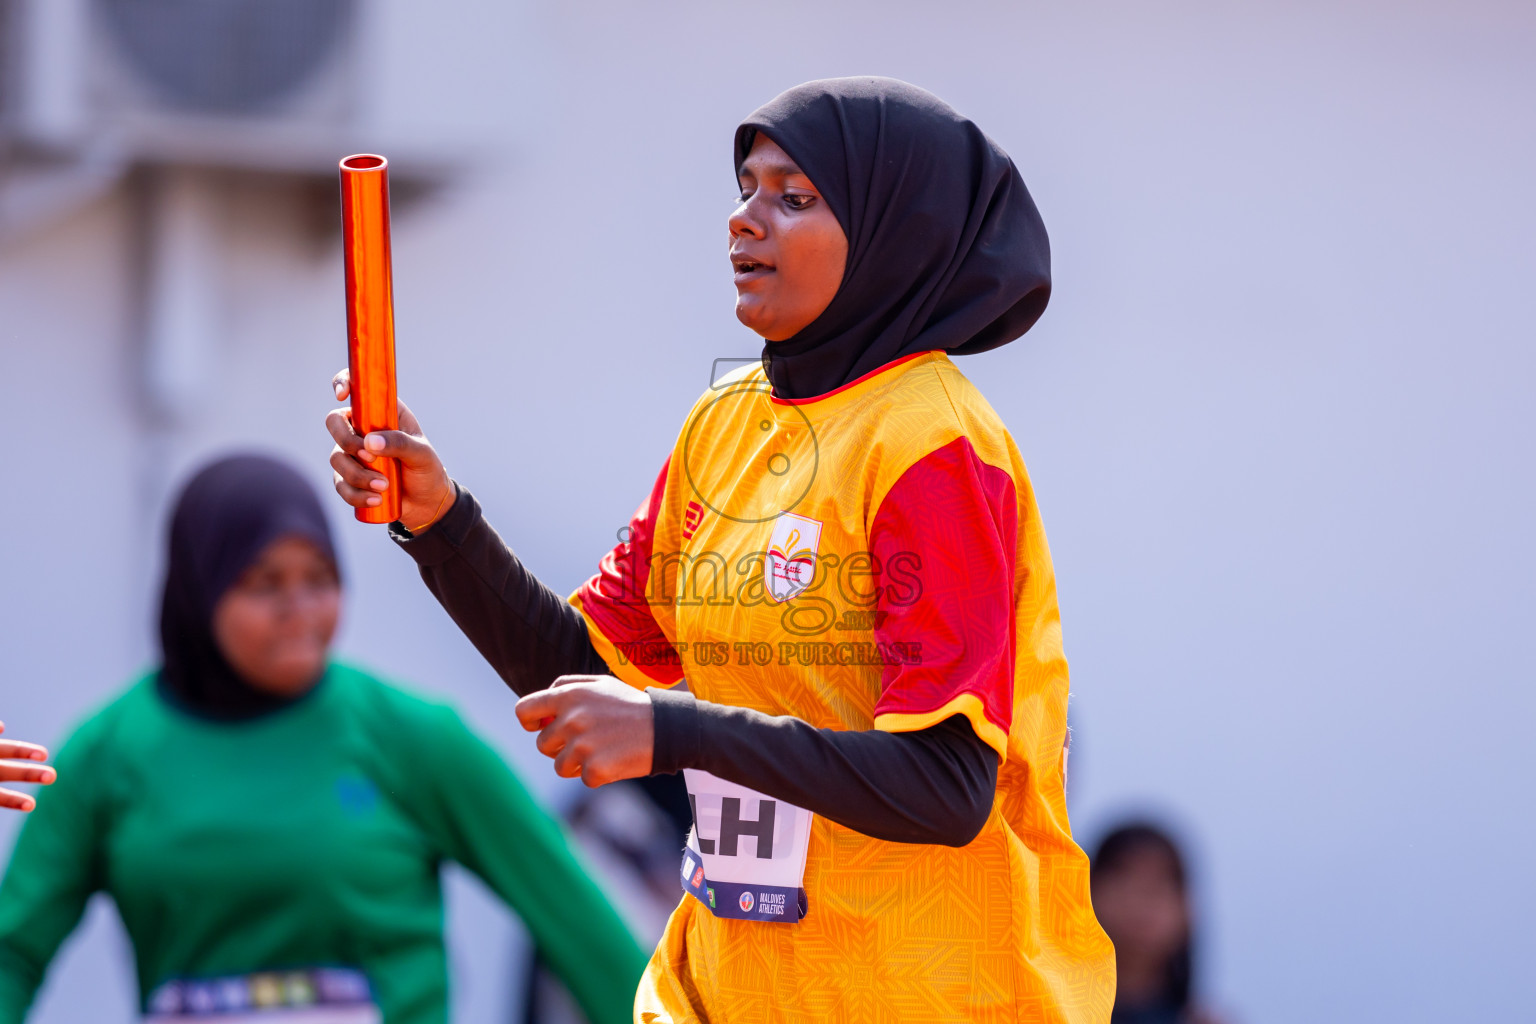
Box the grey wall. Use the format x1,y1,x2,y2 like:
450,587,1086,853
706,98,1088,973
2,1,1531,1021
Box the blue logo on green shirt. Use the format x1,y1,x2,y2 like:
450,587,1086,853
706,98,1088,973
335,776,379,815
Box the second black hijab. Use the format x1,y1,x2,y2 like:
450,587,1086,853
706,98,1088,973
736,77,1052,400
158,454,339,721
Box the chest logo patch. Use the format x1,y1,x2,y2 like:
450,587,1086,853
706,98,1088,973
765,512,822,603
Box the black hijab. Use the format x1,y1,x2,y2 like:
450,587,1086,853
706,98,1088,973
736,77,1051,400
157,454,339,721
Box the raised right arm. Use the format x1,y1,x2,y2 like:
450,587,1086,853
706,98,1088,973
326,371,613,696
388,485,611,696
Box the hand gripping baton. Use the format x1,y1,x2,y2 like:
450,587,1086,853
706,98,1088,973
339,154,401,524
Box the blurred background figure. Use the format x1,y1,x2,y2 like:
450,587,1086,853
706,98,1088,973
1091,823,1228,1024
0,455,646,1024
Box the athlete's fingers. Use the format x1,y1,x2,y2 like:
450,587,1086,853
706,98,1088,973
331,444,384,508
519,685,598,772
0,729,52,808
331,371,423,436
578,756,622,789
333,469,384,510
0,760,56,785
517,681,650,788
396,400,423,437
0,736,48,762
515,688,573,732
325,408,365,456
360,429,436,469
551,738,592,780
330,447,389,492
533,722,568,760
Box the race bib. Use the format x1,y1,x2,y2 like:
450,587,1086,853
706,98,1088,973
680,769,813,923
144,967,380,1023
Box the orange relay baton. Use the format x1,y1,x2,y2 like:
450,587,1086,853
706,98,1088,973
339,154,401,524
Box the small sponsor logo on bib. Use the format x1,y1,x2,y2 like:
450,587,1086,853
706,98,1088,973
765,512,822,603
739,890,755,912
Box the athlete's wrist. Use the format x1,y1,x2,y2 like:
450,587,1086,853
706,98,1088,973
648,687,701,774
401,476,454,535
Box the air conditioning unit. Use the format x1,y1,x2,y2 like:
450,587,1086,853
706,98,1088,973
1,0,452,205
88,0,360,171
0,0,465,250
0,0,468,417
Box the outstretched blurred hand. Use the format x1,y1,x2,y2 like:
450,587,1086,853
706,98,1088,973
326,368,455,533
0,722,55,812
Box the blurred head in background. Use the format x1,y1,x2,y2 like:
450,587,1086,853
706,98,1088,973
158,453,340,719
1091,822,1216,1024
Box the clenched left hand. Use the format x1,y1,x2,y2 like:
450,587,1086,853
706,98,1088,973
514,676,655,787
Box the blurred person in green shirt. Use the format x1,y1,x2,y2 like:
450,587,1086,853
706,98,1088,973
0,454,647,1024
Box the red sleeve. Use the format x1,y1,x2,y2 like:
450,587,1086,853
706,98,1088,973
570,458,684,688
869,437,1017,759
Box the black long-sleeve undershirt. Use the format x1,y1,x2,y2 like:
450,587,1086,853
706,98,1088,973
389,484,998,847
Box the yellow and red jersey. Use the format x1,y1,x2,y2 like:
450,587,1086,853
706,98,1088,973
572,351,1115,1022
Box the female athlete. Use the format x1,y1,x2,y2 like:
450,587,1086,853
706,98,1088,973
328,77,1116,1022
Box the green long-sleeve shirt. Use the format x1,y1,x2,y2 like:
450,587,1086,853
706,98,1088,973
0,664,647,1024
